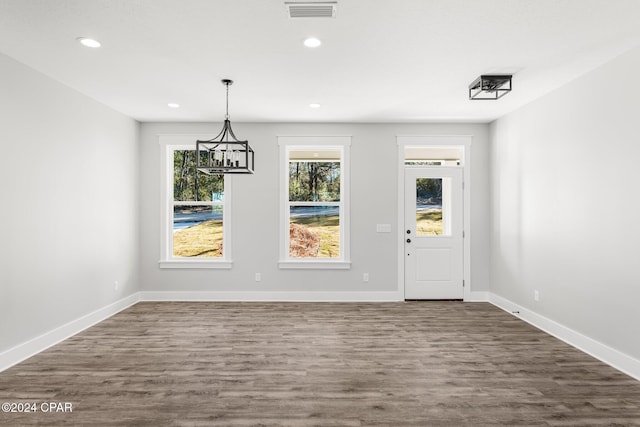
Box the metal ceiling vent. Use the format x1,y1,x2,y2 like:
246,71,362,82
286,1,337,18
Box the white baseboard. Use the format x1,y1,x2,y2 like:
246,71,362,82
140,290,489,302
489,292,640,381
466,291,489,302
140,290,404,302
0,292,141,373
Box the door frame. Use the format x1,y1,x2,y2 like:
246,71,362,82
396,135,472,301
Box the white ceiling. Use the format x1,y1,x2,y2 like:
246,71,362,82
1,0,639,123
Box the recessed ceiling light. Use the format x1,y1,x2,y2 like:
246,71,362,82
309,103,321,108
167,103,180,108
77,37,101,48
303,37,322,48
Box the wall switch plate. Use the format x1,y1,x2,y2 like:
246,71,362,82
255,273,261,282
376,224,391,233
534,290,539,301
363,273,369,282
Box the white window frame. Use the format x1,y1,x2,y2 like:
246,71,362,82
278,136,351,270
158,135,232,269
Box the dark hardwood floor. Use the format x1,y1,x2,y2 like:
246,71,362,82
1,301,639,426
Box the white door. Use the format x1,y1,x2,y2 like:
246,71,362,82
404,168,463,299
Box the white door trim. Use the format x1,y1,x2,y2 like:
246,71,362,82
396,135,472,301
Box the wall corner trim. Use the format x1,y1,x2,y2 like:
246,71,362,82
489,292,640,381
0,293,141,373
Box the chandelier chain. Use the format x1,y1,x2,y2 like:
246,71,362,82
225,83,230,120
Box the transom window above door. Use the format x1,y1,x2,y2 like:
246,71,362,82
404,146,464,166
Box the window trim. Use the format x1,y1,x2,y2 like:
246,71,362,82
158,135,233,269
278,136,351,270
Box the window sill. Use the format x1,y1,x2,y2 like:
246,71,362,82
278,260,351,270
159,260,233,269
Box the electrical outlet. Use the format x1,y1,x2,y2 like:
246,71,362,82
255,273,261,282
363,273,369,282
534,290,539,301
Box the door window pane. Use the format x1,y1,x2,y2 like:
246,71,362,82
173,205,223,257
289,206,340,258
416,178,451,236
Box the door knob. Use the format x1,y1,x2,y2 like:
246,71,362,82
406,238,411,243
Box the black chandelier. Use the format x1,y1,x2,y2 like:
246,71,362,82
469,74,512,100
196,79,255,174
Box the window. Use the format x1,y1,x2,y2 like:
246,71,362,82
415,177,453,236
159,136,232,269
278,136,351,269
404,146,463,167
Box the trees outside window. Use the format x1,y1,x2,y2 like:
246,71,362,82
172,150,224,258
288,156,341,258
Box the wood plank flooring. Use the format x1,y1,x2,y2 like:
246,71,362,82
1,302,639,426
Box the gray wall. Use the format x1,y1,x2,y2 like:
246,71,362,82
0,53,140,352
489,46,640,360
140,122,491,296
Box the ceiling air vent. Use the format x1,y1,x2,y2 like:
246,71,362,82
285,2,337,18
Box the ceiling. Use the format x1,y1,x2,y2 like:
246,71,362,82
1,0,639,123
